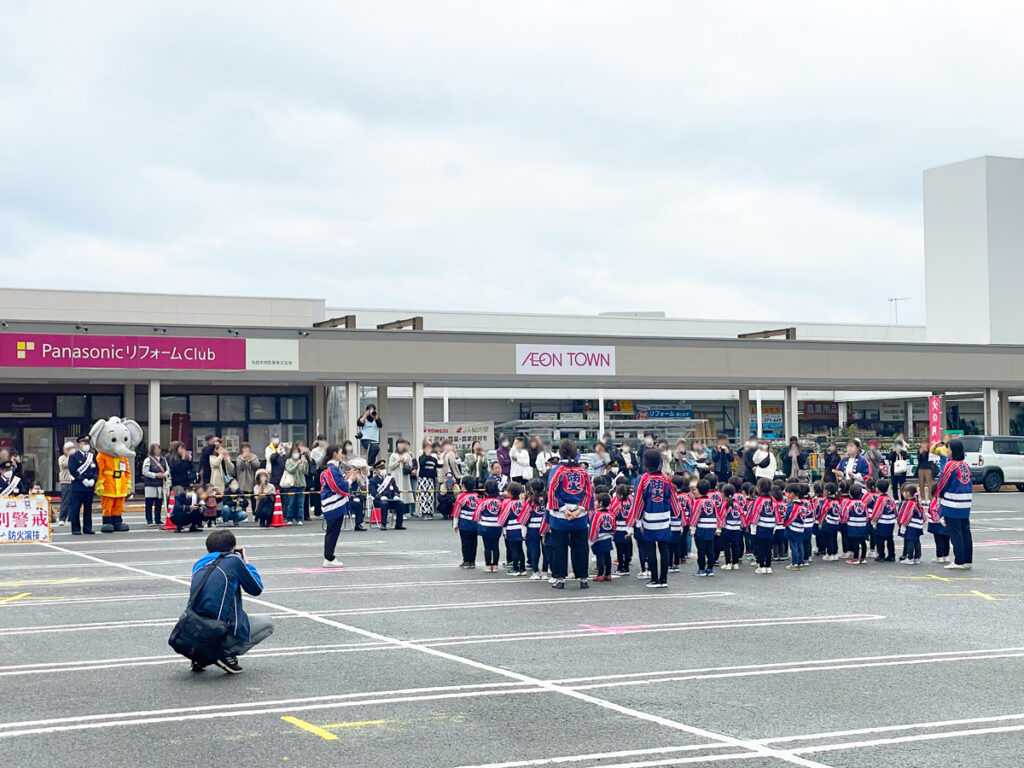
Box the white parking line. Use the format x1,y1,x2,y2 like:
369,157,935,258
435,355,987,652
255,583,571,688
30,542,832,768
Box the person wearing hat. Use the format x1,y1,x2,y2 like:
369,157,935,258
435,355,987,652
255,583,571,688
0,459,24,498
56,440,76,527
66,434,98,535
368,459,393,529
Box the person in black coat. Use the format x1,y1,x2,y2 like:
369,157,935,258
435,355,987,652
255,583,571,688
198,435,219,485
66,434,98,535
171,486,205,532
823,443,841,481
741,437,759,484
712,434,734,478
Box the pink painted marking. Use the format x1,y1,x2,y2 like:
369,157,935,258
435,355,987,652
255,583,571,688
974,540,1024,548
578,623,652,635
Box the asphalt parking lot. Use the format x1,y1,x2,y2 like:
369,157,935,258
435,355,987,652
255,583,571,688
1,493,1022,768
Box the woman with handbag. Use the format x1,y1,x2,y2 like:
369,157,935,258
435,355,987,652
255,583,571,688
386,439,415,529
888,434,910,499
416,440,439,519
142,444,169,526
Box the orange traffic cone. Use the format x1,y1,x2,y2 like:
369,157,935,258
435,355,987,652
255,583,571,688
270,491,287,528
163,496,177,530
370,505,382,526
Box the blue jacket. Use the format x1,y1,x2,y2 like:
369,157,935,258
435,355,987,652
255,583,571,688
67,450,98,493
190,552,264,641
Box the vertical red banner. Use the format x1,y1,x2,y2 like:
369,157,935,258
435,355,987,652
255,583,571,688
928,396,943,445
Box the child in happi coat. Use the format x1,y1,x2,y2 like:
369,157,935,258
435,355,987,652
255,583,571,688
500,482,527,576
819,483,842,561
719,483,745,570
843,484,870,564
611,482,633,575
519,479,547,579
782,484,807,570
770,485,788,562
870,478,898,562
202,484,220,528
748,478,778,574
689,479,722,576
927,485,951,564
669,475,690,572
590,493,616,581
897,483,925,565
811,482,826,556
475,479,504,572
626,449,683,588
452,476,481,569
740,482,757,562
799,484,815,564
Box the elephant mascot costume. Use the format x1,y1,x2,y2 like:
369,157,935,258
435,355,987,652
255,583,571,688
91,416,144,533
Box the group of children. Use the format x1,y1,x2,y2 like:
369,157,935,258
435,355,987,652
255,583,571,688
449,468,952,583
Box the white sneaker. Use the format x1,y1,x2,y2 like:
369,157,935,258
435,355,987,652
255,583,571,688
56,520,66,527
766,567,772,574
297,521,304,526
322,558,342,568
755,567,764,574
944,563,968,570
286,521,294,526
963,563,972,570
529,572,542,580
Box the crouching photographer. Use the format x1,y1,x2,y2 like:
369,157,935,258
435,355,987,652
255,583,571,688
170,529,273,675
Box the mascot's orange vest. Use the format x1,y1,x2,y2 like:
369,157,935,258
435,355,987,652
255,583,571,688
95,453,132,498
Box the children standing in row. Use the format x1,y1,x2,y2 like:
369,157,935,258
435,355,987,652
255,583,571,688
844,485,869,565
870,479,898,562
500,482,527,576
590,493,616,581
475,480,504,572
927,484,952,564
782,484,806,570
719,484,745,570
611,483,633,575
749,478,778,574
689,479,721,576
897,483,925,564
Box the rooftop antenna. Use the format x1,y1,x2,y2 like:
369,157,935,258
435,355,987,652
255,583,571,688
888,297,910,325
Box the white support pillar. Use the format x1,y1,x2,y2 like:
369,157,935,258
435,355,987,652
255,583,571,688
999,391,1011,435
984,388,1000,436
784,386,799,438
375,385,389,452
442,387,450,423
123,384,135,421
905,401,914,437
412,383,425,451
598,389,605,439
737,389,750,440
838,402,848,429
754,391,763,438
147,380,161,449
345,382,360,447
313,383,326,439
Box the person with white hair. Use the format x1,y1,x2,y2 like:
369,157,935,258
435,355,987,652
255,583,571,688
56,440,76,527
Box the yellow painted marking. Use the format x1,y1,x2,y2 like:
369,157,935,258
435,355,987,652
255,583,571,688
937,589,1023,601
894,574,980,583
319,719,388,729
0,592,32,603
0,577,90,588
281,716,339,741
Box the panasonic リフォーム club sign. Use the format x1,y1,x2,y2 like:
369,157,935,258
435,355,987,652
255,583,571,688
515,344,616,376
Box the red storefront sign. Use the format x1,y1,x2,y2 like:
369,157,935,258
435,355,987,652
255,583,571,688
928,396,943,444
0,334,246,370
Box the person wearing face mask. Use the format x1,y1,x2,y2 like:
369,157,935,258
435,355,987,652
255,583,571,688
281,444,308,525
66,434,98,535
234,443,261,496
220,478,249,526
496,436,512,480
416,440,439,519
0,459,24,497
534,441,557,479
741,437,759,484
619,442,636,483
465,441,489,483
834,439,869,486
752,440,777,481
823,443,841,482
888,434,910,499
56,441,76,527
320,444,363,567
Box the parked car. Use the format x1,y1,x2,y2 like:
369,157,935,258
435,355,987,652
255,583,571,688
960,435,1024,493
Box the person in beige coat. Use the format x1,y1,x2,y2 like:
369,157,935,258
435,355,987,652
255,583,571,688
209,445,235,493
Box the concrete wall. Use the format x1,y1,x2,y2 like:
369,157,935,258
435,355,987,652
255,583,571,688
0,288,326,328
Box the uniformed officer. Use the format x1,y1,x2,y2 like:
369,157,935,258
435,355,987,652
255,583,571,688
67,434,98,535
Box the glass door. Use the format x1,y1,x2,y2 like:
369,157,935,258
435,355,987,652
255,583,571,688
22,427,54,491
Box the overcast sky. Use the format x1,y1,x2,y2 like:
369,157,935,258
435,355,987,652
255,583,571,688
2,2,1021,325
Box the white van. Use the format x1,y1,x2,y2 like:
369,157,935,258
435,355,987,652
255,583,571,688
960,435,1024,493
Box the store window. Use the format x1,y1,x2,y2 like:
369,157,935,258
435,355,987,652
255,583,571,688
57,395,88,419
191,395,218,422
161,396,188,419
280,395,307,421
249,396,277,421
219,395,246,422
91,395,123,420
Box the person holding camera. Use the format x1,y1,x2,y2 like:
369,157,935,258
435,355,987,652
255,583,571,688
386,439,415,530
198,434,221,486
187,529,272,674
357,404,383,466
281,442,309,525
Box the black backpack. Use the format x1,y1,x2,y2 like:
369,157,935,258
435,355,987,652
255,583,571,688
168,554,230,664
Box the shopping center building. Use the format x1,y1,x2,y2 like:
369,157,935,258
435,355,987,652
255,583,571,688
2,155,1023,489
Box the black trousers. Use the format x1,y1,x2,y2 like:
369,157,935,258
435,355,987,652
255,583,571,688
483,537,501,566
145,496,163,524
506,539,525,572
324,515,343,561
616,540,633,571
933,532,951,558
902,537,922,560
635,531,650,571
945,516,973,564
695,538,716,570
69,489,94,534
876,536,895,558
350,498,365,527
891,475,906,499
549,527,589,580
753,537,773,568
723,535,743,565
848,536,867,559
646,539,671,583
823,529,839,556
382,501,406,529
595,550,612,576
459,528,478,564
